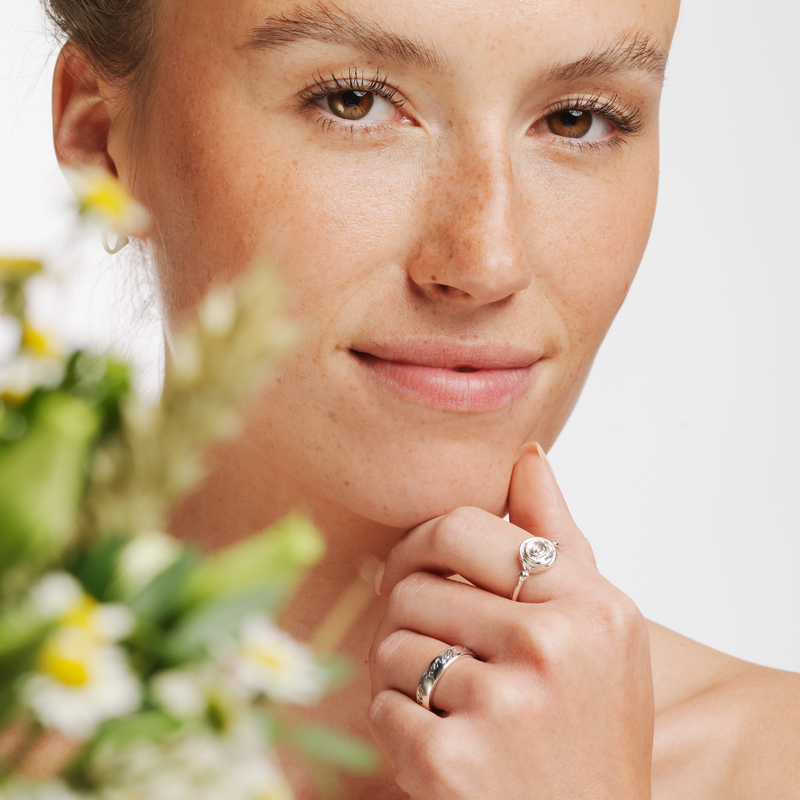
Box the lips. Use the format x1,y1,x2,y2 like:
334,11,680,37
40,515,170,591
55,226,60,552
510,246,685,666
349,341,539,411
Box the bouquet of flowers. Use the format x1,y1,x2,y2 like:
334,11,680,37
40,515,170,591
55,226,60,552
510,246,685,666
0,172,376,799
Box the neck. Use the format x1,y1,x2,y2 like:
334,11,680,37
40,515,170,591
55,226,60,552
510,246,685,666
168,435,402,796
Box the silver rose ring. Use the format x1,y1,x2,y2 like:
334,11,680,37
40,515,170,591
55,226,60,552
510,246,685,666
511,536,560,601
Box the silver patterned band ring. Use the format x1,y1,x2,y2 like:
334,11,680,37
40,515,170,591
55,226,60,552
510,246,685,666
511,537,560,601
416,645,477,712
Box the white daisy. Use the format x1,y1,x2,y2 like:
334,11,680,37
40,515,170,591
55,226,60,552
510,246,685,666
149,669,207,719
92,728,293,800
116,531,182,594
232,615,323,705
62,167,149,237
22,626,141,740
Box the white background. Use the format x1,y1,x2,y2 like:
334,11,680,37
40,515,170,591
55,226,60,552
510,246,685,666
2,1,799,671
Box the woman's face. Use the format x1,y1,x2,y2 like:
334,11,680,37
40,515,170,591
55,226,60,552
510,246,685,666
116,0,679,529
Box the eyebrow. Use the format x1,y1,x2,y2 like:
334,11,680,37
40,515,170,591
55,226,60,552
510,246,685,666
245,3,450,73
245,7,667,85
542,30,669,83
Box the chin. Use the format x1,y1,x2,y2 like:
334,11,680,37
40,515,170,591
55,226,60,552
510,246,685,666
326,468,512,531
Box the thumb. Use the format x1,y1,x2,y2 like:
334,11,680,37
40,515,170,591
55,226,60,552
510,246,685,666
508,443,596,567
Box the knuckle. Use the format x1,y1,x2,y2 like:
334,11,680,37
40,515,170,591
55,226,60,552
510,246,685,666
386,571,429,614
461,668,516,715
507,610,576,667
457,666,494,710
371,629,412,674
366,689,393,730
590,587,645,641
409,736,461,788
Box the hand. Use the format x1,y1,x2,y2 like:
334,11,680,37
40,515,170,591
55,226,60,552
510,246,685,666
368,443,654,799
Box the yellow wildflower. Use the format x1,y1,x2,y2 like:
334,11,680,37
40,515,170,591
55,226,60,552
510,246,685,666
0,258,43,277
21,321,60,358
63,167,150,236
24,574,141,739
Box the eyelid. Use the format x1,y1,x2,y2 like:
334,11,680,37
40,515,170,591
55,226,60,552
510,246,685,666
296,68,414,131
529,92,644,155
539,92,644,135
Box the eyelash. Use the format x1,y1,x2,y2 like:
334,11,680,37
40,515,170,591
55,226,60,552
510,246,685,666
543,93,644,153
297,68,405,138
297,71,643,150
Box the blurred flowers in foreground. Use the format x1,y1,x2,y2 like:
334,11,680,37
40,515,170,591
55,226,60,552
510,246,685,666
0,171,377,798
62,168,149,237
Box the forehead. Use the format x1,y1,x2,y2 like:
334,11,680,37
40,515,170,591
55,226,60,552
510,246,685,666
169,0,680,70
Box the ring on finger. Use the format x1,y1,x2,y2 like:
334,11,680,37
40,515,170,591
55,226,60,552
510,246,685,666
416,645,477,713
511,537,560,601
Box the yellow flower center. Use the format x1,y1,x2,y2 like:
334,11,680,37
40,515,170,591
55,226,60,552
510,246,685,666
0,258,43,277
61,596,100,633
80,177,131,223
1,389,28,406
21,322,57,358
246,645,288,672
38,635,94,687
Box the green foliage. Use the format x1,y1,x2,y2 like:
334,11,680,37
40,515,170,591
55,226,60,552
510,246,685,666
165,587,283,664
59,352,131,437
91,710,183,751
125,551,200,624
291,723,379,775
0,391,100,583
187,513,325,604
0,196,367,797
66,536,129,603
0,607,52,727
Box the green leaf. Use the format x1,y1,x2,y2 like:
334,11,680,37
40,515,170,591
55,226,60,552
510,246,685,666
0,406,27,442
186,513,324,605
68,535,129,602
126,551,200,623
60,352,132,435
0,391,101,579
90,710,182,751
315,653,353,693
124,620,176,672
291,723,379,775
165,586,282,664
0,607,52,697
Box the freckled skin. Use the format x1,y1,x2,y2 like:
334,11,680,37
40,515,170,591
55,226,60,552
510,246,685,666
108,0,676,541
55,2,800,797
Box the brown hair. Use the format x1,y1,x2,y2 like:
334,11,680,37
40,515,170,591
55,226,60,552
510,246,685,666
42,0,158,89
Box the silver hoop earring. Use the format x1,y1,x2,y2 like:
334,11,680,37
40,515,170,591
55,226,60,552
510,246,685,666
102,232,130,255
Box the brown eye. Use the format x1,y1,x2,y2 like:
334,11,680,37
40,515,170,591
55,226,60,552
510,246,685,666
327,90,375,121
546,109,593,139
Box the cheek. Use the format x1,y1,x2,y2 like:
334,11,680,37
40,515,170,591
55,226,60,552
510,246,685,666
140,91,419,337
524,152,658,351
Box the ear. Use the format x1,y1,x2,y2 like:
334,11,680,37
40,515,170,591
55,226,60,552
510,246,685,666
52,44,118,177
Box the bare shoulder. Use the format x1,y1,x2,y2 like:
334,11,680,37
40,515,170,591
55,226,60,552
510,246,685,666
650,621,800,800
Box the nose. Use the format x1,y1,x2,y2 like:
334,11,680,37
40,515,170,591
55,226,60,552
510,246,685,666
405,144,532,307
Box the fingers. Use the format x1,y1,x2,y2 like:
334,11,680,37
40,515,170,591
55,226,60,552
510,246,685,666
377,507,530,600
377,511,596,606
376,443,596,604
370,627,486,713
367,689,445,797
508,443,595,567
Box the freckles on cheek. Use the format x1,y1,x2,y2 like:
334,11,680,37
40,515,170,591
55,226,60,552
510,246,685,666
533,166,657,347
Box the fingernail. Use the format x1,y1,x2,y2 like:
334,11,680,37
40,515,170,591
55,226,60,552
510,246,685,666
514,442,536,465
374,561,386,595
534,442,557,480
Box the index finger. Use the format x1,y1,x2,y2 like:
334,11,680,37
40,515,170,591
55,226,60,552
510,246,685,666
377,444,597,601
376,506,596,604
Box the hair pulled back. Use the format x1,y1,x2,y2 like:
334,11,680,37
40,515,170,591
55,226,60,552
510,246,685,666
42,0,157,87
